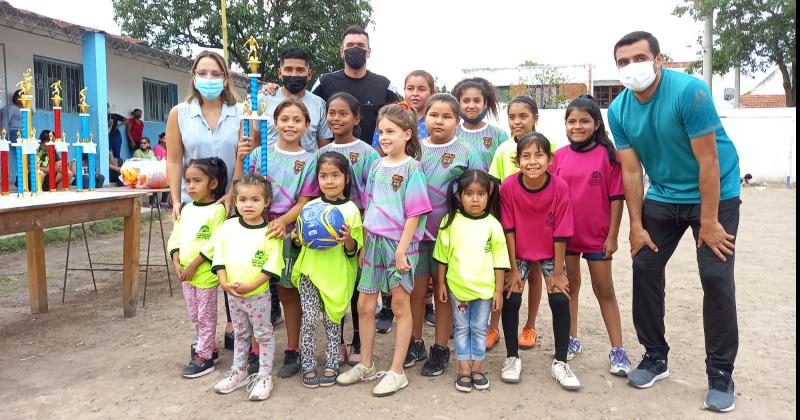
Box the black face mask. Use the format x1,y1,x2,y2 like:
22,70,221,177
283,76,308,95
344,47,367,69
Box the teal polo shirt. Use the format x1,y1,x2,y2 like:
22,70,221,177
608,69,740,204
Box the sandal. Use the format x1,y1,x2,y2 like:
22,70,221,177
302,370,319,389
319,367,339,387
455,374,473,393
471,371,490,390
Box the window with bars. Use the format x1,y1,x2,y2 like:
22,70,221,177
593,85,624,108
33,56,84,113
143,78,177,122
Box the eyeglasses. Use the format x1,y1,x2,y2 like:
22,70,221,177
194,70,225,78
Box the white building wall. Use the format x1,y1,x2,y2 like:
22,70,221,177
105,51,190,116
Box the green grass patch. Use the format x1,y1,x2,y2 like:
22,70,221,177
0,212,168,255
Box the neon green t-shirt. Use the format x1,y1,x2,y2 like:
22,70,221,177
488,134,557,181
291,197,363,324
433,211,510,301
211,217,284,298
167,201,226,288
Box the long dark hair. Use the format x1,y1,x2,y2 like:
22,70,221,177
564,95,618,166
185,156,228,200
316,151,352,199
441,169,501,230
451,77,500,119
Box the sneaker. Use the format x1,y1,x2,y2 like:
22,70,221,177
375,307,394,334
372,370,409,397
190,345,219,362
567,336,582,361
471,371,490,390
609,347,631,376
224,331,234,351
181,356,215,378
424,304,436,326
420,344,450,376
246,373,273,401
500,357,522,383
627,353,669,389
339,343,348,365
704,370,736,412
519,327,537,350
214,368,249,394
485,328,500,351
271,310,284,327
277,349,301,378
551,360,581,390
455,374,473,393
247,351,260,375
347,342,362,366
403,338,428,368
337,362,378,385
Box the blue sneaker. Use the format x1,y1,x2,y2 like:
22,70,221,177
566,336,582,361
609,347,631,376
627,353,669,388
704,370,736,412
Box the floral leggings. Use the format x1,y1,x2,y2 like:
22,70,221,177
181,282,217,360
228,292,275,375
299,276,341,373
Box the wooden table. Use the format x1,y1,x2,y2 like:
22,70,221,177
0,190,150,317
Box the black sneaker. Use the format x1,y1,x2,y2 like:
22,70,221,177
424,304,436,327
627,353,669,389
277,349,301,378
421,344,450,376
403,338,428,368
190,345,219,362
247,351,260,375
181,356,215,378
704,369,736,412
375,307,394,334
224,332,234,351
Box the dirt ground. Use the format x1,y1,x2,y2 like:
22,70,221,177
0,187,795,419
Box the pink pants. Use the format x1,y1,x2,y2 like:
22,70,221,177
181,282,218,360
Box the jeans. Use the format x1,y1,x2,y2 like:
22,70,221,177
633,198,740,374
450,292,492,361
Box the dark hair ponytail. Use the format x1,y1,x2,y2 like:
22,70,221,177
565,94,618,166
452,77,500,118
441,169,501,230
185,156,228,200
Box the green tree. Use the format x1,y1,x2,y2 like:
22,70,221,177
674,0,796,106
111,0,372,81
517,61,570,109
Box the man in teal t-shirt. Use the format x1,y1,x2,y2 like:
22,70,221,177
608,31,740,413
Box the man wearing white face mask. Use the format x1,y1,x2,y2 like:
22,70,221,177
607,31,741,413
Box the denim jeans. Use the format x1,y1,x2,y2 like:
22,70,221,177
450,292,492,361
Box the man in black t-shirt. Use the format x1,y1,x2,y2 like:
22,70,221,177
311,26,399,142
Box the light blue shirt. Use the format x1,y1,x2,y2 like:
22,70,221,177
256,88,332,153
0,102,22,131
176,98,242,201
608,69,740,204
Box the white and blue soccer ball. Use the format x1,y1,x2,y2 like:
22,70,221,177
296,202,346,250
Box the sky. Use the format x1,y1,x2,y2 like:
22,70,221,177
8,0,706,88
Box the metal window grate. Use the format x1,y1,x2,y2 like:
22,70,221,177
142,78,177,122
33,56,84,114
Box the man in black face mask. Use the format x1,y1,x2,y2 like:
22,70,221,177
254,47,333,153
311,25,399,144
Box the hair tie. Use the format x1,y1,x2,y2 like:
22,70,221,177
398,101,413,111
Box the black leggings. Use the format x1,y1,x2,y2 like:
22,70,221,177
341,275,360,345
501,291,571,362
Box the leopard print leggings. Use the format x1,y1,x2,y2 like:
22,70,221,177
299,276,341,373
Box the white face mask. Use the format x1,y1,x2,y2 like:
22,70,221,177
619,61,657,92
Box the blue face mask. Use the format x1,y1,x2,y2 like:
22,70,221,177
194,78,224,100
459,107,488,125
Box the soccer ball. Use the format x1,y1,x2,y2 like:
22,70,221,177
296,202,345,250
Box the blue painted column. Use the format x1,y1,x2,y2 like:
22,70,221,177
82,32,109,182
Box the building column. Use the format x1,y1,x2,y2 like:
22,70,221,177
82,32,109,182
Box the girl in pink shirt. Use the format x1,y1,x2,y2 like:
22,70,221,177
499,133,580,390
552,95,630,376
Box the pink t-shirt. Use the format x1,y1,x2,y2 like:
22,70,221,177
153,144,167,160
552,145,624,253
500,172,573,261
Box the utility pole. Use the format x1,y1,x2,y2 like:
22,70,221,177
703,10,714,90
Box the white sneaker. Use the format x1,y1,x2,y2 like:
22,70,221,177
246,373,273,401
337,362,377,385
372,370,408,397
501,357,521,383
214,368,250,394
551,360,581,390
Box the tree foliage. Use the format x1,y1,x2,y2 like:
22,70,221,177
111,0,372,81
674,0,796,106
513,61,572,108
